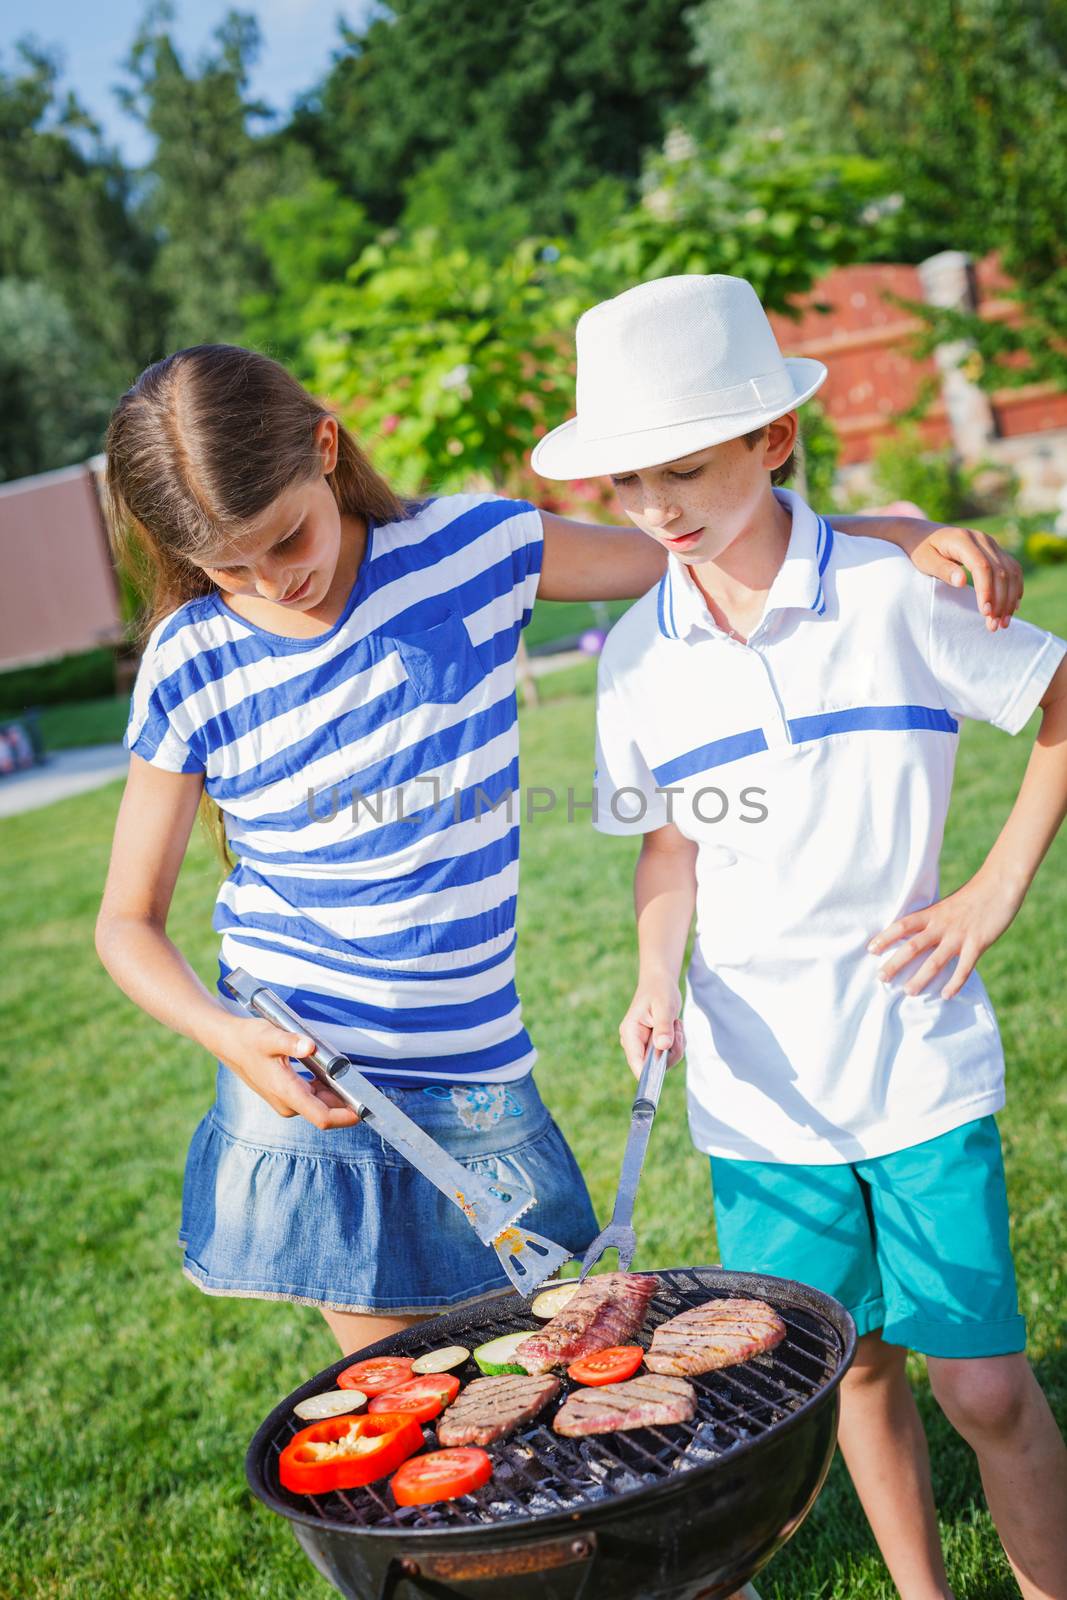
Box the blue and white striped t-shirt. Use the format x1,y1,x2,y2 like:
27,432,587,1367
124,493,544,1086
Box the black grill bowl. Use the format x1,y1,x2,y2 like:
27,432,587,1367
247,1267,856,1600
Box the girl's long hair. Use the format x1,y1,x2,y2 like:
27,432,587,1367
103,344,406,872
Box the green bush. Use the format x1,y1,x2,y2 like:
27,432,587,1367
870,426,1017,525
871,430,968,523
1025,531,1067,566
797,400,841,511
0,647,117,715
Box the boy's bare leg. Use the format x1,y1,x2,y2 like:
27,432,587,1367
928,1353,1067,1600
321,1307,426,1356
836,1330,954,1599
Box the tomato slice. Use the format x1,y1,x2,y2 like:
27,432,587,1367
338,1356,415,1396
279,1412,424,1495
368,1372,461,1424
567,1345,644,1386
391,1446,493,1506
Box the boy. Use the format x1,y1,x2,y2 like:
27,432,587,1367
533,274,1067,1600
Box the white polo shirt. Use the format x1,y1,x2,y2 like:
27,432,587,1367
594,488,1066,1164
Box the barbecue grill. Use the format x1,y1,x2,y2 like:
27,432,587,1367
247,1267,855,1600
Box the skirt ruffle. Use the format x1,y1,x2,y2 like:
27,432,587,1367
179,1068,598,1313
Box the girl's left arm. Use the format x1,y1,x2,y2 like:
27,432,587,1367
537,510,1023,626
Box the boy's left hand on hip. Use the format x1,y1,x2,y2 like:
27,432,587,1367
908,524,1023,630
867,872,1026,998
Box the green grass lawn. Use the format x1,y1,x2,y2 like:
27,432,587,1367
34,695,131,749
3,568,1065,1599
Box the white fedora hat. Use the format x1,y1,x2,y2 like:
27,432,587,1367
531,274,827,480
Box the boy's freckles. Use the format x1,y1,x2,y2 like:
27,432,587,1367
610,436,775,564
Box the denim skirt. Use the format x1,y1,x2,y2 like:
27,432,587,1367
179,1066,598,1314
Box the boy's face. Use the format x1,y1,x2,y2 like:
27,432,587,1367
607,414,796,565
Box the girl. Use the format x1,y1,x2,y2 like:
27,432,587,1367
95,343,1020,1358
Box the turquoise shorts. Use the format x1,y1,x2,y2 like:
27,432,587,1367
710,1116,1026,1359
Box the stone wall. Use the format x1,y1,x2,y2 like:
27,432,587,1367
768,253,1067,511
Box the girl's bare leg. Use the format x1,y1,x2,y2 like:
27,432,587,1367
321,1307,428,1357
928,1353,1067,1600
836,1330,954,1599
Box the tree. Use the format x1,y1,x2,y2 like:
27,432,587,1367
0,281,113,481
290,0,705,245
688,0,1067,388
241,178,372,369
583,130,906,311
299,132,890,496
0,43,161,402
304,231,586,493
120,6,315,350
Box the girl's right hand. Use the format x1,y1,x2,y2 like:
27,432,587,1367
618,975,685,1079
217,1017,362,1128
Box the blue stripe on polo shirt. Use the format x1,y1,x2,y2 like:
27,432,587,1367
652,728,769,786
812,518,833,615
651,704,957,787
657,576,671,639
789,704,959,743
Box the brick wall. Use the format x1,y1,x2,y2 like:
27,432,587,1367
768,257,1067,467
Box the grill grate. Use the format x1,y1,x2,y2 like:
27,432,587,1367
257,1268,845,1534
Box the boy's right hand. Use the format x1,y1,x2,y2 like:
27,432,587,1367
216,1017,362,1128
619,976,685,1078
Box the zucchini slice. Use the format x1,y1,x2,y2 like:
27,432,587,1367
293,1388,367,1421
472,1331,530,1376
411,1345,469,1375
530,1281,580,1320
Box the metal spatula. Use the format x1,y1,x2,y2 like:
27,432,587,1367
578,1041,669,1280
222,968,571,1296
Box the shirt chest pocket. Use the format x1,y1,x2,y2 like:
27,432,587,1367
390,611,486,706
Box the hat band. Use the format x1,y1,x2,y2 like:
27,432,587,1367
575,368,796,444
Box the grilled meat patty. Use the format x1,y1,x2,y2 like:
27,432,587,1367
514,1273,657,1375
554,1372,696,1437
436,1374,560,1447
645,1296,786,1376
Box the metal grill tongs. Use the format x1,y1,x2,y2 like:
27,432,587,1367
222,968,571,1296
578,1040,669,1279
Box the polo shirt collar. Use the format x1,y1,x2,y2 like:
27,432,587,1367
656,487,834,641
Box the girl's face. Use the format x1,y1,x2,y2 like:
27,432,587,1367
607,415,796,566
193,419,345,610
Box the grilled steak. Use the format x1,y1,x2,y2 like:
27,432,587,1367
554,1372,696,1437
645,1296,786,1376
514,1273,657,1375
436,1374,560,1447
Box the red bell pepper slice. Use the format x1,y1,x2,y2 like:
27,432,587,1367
279,1411,424,1495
